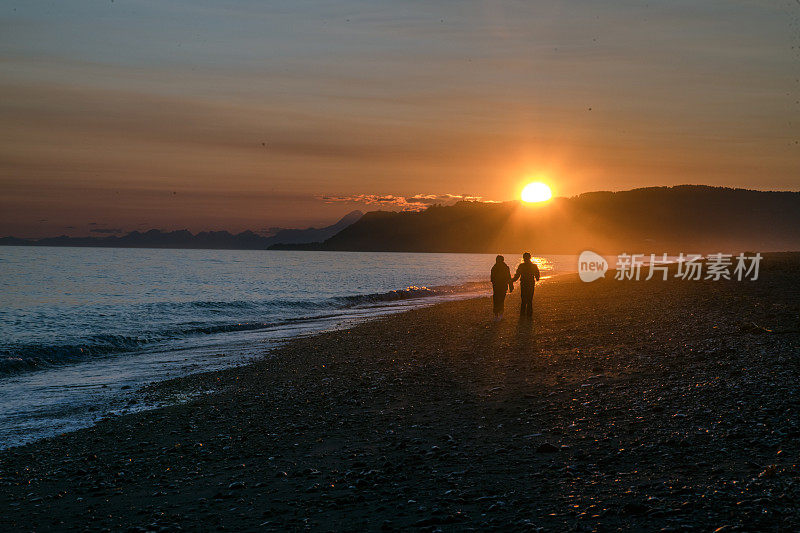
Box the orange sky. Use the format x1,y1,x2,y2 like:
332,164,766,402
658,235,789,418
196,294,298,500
1,1,798,237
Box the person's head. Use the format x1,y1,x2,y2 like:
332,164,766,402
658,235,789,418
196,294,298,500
522,252,531,262
496,255,504,263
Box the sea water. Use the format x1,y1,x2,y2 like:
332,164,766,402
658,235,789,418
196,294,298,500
0,247,577,448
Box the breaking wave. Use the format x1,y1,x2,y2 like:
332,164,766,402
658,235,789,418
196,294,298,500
0,282,486,375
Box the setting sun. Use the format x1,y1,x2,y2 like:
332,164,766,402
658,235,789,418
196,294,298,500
521,182,552,203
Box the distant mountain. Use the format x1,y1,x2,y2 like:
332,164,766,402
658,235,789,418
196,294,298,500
267,209,363,246
0,211,363,250
272,186,800,254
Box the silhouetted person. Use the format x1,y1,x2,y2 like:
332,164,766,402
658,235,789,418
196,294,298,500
490,255,513,321
512,252,540,318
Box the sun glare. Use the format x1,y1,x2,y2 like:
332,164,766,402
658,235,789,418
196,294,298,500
521,182,552,203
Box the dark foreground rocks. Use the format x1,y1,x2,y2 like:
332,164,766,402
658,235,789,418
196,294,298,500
1,254,799,531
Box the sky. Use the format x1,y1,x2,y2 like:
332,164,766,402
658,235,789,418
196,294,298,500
1,0,798,237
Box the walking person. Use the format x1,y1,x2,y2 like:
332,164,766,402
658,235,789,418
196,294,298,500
490,255,513,321
512,252,540,318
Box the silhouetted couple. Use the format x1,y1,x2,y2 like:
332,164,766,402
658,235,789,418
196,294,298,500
491,252,540,321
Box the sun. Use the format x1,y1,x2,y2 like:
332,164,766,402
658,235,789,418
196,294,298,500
521,182,552,203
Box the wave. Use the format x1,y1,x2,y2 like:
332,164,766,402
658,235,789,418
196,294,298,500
0,334,153,374
126,284,485,315
0,282,488,376
141,284,479,312
335,285,438,305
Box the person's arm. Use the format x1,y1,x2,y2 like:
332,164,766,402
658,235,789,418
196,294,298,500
533,264,541,282
506,265,514,291
511,266,521,283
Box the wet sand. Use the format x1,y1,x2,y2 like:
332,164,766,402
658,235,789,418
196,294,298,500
1,254,799,531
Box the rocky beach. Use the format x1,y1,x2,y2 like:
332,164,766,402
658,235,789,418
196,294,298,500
1,254,798,532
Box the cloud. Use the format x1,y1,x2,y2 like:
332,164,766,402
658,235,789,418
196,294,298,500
318,193,497,211
89,228,123,234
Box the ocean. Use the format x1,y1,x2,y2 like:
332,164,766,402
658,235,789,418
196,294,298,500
0,247,578,448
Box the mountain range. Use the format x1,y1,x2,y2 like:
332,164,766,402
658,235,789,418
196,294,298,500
273,186,800,254
0,211,363,250
4,186,799,253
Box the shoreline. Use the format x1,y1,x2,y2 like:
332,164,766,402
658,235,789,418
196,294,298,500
0,258,573,451
0,281,498,451
1,257,799,530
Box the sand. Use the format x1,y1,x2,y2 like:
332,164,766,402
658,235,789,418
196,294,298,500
1,254,799,531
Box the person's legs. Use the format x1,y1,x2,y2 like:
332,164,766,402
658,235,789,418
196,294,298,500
492,291,505,320
521,286,533,317
526,286,534,317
